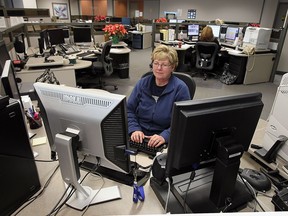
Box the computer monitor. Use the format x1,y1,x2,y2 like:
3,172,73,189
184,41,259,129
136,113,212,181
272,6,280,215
72,26,92,45
47,28,65,46
225,26,239,42
39,29,50,51
121,17,131,26
169,19,177,23
0,40,11,76
259,73,288,165
1,60,23,108
165,93,263,210
208,24,221,38
33,82,135,209
177,19,185,23
187,24,199,36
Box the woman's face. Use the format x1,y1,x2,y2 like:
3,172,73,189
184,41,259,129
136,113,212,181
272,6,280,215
152,58,174,83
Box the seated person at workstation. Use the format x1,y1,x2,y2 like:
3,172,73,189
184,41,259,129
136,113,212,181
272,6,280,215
127,45,191,148
198,25,221,51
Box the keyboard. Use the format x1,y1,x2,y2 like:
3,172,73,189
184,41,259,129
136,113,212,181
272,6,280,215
129,138,165,157
76,51,94,58
59,44,81,55
184,40,197,45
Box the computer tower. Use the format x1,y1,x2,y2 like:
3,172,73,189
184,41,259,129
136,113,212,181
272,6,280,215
0,96,41,216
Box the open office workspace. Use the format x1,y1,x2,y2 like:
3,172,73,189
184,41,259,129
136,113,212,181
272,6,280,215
1,0,288,215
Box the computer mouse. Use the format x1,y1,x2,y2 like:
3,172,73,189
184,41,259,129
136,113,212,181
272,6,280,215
240,168,271,192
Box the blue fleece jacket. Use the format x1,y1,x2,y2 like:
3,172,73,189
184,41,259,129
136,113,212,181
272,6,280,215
127,74,191,143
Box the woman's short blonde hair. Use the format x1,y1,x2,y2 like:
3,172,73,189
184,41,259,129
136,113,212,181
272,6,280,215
151,45,178,68
200,26,214,42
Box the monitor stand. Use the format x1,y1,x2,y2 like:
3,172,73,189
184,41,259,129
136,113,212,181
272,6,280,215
150,168,252,213
81,161,150,186
151,136,253,213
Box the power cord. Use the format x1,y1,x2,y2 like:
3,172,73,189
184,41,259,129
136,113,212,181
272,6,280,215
164,177,171,214
238,172,266,212
183,171,195,213
13,164,60,215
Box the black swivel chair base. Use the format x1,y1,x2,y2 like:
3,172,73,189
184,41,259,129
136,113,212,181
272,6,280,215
78,79,118,91
192,69,218,81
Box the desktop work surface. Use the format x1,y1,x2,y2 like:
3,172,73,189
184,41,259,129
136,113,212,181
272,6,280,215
13,118,282,215
16,59,92,89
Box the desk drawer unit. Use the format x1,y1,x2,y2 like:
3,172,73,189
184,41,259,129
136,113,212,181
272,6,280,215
229,55,247,84
132,34,142,49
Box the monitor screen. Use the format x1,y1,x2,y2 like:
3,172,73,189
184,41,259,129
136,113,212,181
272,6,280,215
208,25,221,38
187,24,199,36
1,60,23,108
40,30,49,49
164,92,263,209
73,26,92,44
177,19,185,23
122,17,131,26
225,27,239,41
0,40,11,76
169,19,177,23
47,28,65,46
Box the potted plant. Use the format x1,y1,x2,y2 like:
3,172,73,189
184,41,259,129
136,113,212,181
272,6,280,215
103,24,128,44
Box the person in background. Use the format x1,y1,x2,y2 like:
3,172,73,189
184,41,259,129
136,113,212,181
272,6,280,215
199,25,221,51
127,45,191,147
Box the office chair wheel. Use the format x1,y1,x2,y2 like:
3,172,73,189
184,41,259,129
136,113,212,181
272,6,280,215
203,74,207,80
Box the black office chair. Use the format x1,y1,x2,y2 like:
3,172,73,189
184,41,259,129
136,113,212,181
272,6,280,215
141,71,196,99
193,42,219,80
14,33,28,61
78,40,117,90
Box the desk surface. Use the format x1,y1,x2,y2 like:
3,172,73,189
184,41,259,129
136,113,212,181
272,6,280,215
15,119,279,215
21,59,92,73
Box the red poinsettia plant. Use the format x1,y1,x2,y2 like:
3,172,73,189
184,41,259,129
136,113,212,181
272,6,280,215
94,15,106,22
102,24,128,38
155,17,167,23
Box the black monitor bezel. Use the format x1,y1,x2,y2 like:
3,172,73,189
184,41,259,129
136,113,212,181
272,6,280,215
187,24,200,36
1,60,24,108
72,26,92,43
47,28,65,46
165,93,263,177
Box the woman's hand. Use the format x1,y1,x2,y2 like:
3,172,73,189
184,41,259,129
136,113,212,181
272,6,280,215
131,131,145,143
146,134,165,147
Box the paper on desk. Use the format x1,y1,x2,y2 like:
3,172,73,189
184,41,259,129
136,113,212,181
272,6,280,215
32,137,47,146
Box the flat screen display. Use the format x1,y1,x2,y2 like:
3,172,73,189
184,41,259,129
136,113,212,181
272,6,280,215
187,24,199,36
73,27,92,43
47,28,65,46
225,27,239,41
208,25,221,38
0,40,11,76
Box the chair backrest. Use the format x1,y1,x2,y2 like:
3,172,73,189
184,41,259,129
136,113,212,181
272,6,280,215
195,42,218,70
141,71,196,99
100,40,113,76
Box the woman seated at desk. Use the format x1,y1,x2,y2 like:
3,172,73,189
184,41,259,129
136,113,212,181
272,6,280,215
186,26,222,69
198,25,221,50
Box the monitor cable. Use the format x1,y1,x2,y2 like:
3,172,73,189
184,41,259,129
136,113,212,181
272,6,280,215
47,156,96,215
183,171,195,213
238,172,266,212
13,164,60,216
164,177,172,214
